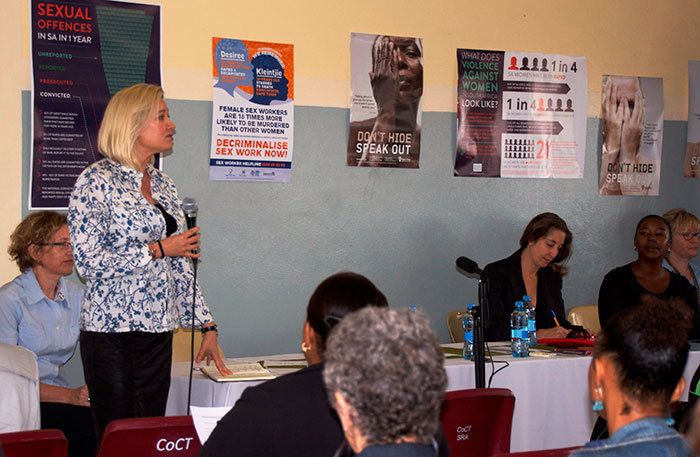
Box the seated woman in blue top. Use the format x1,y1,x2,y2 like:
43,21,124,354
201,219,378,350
663,209,700,296
483,212,573,341
0,211,95,457
571,299,693,457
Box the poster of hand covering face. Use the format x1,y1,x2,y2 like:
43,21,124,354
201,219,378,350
454,49,588,178
685,61,700,178
209,38,294,182
599,75,664,196
347,32,423,168
30,0,161,209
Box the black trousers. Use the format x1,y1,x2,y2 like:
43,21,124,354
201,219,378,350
40,402,96,457
80,331,173,444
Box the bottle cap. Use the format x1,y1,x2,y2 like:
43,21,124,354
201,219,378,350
515,300,524,309
523,295,531,301
467,303,475,310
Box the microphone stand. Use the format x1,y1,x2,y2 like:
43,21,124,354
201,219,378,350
182,198,200,415
187,257,198,416
473,277,487,388
455,257,488,388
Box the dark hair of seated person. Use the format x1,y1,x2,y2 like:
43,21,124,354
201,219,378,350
306,271,389,358
590,297,692,440
635,214,672,236
595,298,690,403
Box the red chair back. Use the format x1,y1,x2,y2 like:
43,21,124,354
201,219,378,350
492,445,581,457
0,429,67,457
96,416,201,457
440,388,516,457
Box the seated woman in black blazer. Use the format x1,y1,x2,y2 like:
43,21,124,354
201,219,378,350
483,212,574,341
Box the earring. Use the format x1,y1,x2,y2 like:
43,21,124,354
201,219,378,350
301,342,311,353
592,387,604,412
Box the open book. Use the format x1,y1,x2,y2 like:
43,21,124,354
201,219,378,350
200,362,275,382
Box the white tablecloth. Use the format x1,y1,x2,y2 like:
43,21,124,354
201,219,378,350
166,344,700,452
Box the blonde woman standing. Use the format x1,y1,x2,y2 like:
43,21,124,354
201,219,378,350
68,83,229,442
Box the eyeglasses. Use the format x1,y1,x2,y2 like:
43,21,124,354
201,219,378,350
37,241,72,250
680,232,700,241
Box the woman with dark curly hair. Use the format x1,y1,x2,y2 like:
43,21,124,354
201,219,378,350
572,299,693,456
483,212,574,341
0,211,95,457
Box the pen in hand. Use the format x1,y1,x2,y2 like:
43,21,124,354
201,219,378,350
550,309,561,327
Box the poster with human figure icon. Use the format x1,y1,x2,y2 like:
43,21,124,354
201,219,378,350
209,38,294,182
347,32,422,168
685,61,700,178
454,49,587,178
599,75,663,196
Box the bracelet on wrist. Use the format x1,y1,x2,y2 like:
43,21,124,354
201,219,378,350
201,324,218,334
157,240,165,258
149,243,159,259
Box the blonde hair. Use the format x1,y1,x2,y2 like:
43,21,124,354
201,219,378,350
8,211,67,272
97,83,164,170
663,208,700,236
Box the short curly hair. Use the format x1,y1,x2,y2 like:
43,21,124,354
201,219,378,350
8,211,67,272
594,298,691,405
323,307,446,447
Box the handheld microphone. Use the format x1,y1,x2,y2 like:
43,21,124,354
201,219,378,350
456,256,483,276
182,198,199,263
182,197,198,230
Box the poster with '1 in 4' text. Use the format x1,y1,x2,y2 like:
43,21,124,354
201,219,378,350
454,49,587,179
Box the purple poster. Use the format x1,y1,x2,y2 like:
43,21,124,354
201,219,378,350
30,0,161,209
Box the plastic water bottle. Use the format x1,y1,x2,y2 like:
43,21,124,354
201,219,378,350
462,304,476,361
511,301,529,357
523,295,537,347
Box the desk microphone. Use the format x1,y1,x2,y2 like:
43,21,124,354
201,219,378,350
456,256,483,276
455,255,487,388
